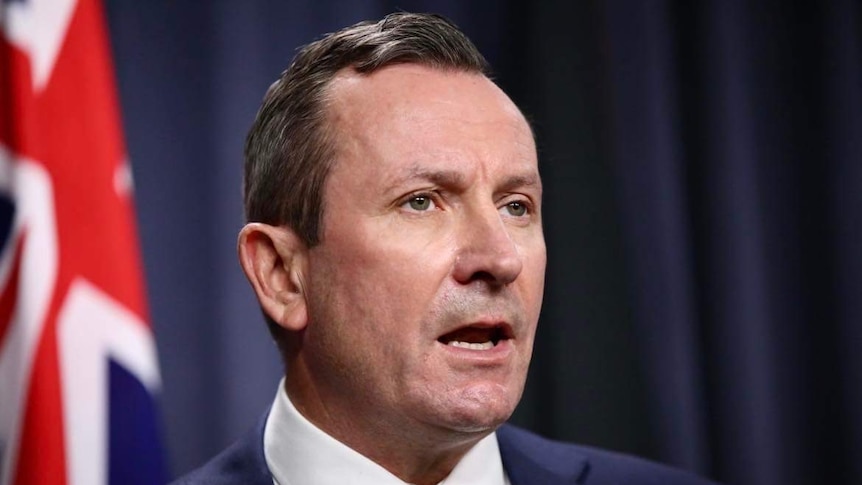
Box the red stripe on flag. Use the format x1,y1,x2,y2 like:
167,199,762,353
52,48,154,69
0,233,25,348
13,294,68,485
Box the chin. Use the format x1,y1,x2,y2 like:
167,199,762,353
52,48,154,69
435,384,521,433
444,412,509,434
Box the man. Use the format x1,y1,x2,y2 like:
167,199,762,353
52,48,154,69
174,12,717,485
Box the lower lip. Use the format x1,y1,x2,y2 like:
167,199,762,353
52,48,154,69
438,338,514,364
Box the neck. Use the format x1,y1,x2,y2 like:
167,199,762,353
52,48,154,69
284,374,489,485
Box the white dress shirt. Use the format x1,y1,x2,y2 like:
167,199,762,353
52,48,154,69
263,379,511,485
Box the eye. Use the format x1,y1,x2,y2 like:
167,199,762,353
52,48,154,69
403,194,437,212
503,200,529,217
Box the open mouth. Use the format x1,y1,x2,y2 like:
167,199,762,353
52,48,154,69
437,324,513,351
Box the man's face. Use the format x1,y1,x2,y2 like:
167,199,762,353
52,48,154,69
299,64,546,440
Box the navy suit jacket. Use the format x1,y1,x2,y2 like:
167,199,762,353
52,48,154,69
172,415,718,485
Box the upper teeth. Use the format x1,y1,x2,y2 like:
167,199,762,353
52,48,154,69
448,341,494,350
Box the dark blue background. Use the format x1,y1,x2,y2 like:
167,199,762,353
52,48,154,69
104,2,862,484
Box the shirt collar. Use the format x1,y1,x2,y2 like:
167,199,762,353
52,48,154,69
263,379,510,485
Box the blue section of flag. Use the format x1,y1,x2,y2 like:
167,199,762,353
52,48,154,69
108,359,169,485
0,196,14,253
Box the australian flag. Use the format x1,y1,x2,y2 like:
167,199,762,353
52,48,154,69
0,0,167,484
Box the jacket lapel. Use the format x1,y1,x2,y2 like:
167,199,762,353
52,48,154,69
497,424,589,485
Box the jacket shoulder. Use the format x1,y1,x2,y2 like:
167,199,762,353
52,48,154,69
497,424,719,485
170,415,271,485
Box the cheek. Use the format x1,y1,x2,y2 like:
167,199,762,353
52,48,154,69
519,241,547,297
310,239,447,344
334,229,452,306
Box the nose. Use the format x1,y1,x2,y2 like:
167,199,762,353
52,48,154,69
452,206,523,287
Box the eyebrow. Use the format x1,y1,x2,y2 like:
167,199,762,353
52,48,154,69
385,165,542,193
498,172,542,193
398,167,465,188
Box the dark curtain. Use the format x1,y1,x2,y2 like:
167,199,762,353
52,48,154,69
105,1,861,484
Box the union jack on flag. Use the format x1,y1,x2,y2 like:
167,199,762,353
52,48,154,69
0,0,167,484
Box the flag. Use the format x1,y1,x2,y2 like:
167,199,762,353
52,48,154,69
0,0,167,484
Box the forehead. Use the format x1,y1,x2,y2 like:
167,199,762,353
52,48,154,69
327,64,526,122
324,64,537,179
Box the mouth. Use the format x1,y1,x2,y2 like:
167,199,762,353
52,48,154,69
437,323,514,351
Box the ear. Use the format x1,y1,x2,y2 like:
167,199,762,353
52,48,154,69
237,223,308,332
